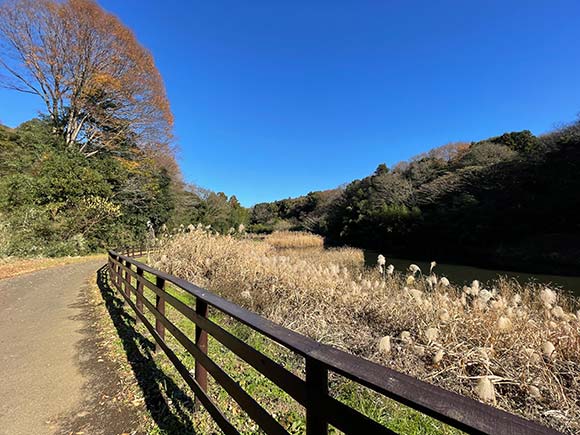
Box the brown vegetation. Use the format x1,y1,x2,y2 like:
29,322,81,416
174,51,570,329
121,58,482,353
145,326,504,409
265,231,324,249
153,229,580,433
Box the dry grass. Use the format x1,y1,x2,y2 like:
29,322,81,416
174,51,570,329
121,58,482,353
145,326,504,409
265,231,324,249
152,229,580,433
0,254,106,280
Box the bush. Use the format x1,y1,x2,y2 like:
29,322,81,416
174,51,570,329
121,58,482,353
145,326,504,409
0,214,10,257
247,223,275,234
44,234,89,257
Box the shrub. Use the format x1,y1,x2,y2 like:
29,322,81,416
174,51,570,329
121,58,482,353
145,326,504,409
0,214,9,257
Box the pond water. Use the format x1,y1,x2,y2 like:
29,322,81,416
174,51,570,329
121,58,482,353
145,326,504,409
363,251,580,297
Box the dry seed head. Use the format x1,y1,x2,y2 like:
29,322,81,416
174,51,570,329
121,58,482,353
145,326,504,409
478,289,493,304
413,345,425,356
542,341,555,358
379,336,391,354
432,349,444,364
551,306,565,319
430,261,437,274
438,309,450,322
377,254,386,266
400,331,412,344
540,288,557,308
496,316,512,332
439,277,450,287
529,386,542,401
476,377,496,403
425,327,439,342
409,264,421,275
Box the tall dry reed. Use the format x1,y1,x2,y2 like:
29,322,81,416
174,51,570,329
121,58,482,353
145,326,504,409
153,229,579,433
265,231,324,249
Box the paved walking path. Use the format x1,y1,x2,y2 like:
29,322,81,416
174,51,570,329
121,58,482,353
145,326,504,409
0,259,139,435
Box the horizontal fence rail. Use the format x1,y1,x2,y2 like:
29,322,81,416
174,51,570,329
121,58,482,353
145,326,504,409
107,250,562,435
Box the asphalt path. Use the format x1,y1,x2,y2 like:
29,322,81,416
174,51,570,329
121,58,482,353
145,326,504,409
0,259,139,435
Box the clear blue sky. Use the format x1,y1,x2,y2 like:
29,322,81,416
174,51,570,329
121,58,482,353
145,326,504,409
1,1,579,206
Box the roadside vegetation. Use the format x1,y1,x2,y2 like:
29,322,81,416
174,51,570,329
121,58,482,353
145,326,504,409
149,229,579,433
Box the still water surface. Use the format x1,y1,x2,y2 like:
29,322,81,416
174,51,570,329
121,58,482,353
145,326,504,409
363,251,580,297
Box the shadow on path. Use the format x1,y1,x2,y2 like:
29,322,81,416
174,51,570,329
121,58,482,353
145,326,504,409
96,265,198,435
56,264,142,435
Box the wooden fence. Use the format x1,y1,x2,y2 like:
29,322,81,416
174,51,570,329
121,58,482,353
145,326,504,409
107,250,562,435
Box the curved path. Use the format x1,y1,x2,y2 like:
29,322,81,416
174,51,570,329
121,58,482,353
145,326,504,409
0,259,139,435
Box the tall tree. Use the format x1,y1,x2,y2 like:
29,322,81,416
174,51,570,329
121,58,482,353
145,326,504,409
0,0,173,157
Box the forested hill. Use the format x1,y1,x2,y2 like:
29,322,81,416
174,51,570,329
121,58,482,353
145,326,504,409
248,121,580,273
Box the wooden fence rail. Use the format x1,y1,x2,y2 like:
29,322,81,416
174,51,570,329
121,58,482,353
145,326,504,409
107,250,562,435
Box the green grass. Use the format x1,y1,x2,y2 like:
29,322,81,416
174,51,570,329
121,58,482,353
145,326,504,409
124,267,463,435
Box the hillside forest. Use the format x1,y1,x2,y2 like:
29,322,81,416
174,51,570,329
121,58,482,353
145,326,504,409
249,122,580,274
1,0,579,276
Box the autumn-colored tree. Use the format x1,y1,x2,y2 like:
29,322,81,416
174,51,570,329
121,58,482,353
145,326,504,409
0,0,173,157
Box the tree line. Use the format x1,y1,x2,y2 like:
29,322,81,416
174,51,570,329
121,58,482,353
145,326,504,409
2,0,578,272
249,122,580,273
0,0,248,256
0,116,249,256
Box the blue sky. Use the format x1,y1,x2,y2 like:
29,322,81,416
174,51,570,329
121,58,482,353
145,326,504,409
1,1,579,206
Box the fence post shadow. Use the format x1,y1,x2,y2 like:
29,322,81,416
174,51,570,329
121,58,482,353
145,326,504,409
96,265,198,435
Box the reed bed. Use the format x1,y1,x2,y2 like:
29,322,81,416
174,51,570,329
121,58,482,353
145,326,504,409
152,228,580,433
265,231,324,249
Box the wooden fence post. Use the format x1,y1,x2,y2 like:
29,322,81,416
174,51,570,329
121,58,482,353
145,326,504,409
306,358,328,435
136,267,144,323
195,298,209,409
124,260,131,299
155,276,166,352
116,255,122,289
